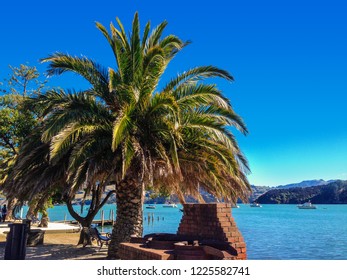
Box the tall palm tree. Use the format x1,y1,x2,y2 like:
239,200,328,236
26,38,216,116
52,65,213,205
37,12,250,258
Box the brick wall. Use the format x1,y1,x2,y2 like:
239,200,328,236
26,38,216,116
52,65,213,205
177,203,246,260
118,243,174,260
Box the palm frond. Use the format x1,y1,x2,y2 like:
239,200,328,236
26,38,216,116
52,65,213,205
144,21,168,54
50,123,98,163
163,66,234,93
141,21,151,50
41,53,109,96
130,12,143,84
121,136,135,179
111,105,132,151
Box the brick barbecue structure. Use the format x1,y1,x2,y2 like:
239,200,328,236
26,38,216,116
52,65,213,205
118,203,247,260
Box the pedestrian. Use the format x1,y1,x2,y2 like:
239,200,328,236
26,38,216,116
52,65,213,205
1,204,7,222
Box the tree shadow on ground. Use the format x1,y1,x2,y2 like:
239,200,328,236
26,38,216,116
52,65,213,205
0,241,107,260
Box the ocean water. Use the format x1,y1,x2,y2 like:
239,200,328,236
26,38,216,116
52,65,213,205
233,204,347,260
22,204,347,260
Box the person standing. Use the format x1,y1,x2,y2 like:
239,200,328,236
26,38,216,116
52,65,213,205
1,204,7,222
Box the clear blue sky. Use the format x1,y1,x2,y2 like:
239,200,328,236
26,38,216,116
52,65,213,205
1,0,346,186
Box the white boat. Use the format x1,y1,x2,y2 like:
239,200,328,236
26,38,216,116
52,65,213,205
146,205,156,209
250,202,262,207
232,205,240,208
163,203,177,208
297,201,316,209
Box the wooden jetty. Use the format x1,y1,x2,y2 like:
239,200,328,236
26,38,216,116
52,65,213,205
56,209,116,226
57,219,115,226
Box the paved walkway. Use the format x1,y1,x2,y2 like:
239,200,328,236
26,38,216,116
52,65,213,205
0,241,108,260
0,222,109,260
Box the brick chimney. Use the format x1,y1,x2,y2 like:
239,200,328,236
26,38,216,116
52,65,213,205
177,203,246,259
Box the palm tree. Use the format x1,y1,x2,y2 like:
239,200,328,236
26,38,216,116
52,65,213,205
4,126,117,244
37,12,250,258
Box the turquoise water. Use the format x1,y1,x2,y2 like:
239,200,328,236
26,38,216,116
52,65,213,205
233,204,347,260
22,204,347,260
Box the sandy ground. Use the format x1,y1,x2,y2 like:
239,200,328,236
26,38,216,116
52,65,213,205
0,232,80,244
0,232,109,260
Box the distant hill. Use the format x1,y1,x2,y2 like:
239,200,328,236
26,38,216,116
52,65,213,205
248,185,271,202
275,179,336,189
145,186,273,204
247,180,337,203
95,179,341,205
255,180,347,204
144,188,225,204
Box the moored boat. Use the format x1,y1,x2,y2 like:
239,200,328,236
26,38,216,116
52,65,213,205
163,202,177,208
146,205,156,209
297,201,316,209
250,202,262,207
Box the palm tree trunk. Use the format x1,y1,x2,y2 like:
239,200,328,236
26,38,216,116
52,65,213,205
26,199,39,220
107,177,144,259
36,192,51,227
6,197,18,221
38,211,49,227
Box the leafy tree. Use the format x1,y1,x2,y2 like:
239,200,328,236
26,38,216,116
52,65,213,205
33,12,250,258
1,64,46,95
0,64,46,219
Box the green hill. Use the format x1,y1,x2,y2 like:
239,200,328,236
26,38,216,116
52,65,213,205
255,180,347,204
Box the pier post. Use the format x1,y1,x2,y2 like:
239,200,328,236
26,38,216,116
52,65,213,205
101,210,104,227
111,210,114,225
